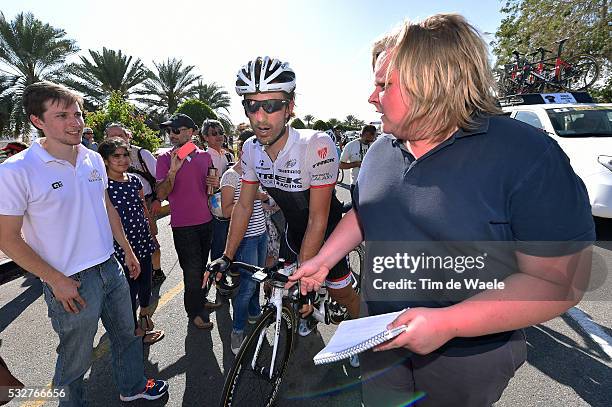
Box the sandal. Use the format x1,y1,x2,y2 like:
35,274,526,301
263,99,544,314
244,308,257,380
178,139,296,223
143,330,165,345
138,314,154,332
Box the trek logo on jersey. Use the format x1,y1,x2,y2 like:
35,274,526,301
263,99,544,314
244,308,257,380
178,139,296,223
88,169,102,183
51,181,63,190
312,158,335,168
317,147,328,159
285,159,297,168
257,173,303,189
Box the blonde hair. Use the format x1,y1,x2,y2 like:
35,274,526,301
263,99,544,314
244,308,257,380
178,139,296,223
373,13,501,141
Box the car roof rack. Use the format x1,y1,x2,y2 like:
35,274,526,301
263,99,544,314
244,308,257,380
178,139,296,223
498,92,593,107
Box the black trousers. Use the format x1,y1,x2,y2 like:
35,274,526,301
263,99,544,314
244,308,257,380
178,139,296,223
172,221,213,320
360,329,527,407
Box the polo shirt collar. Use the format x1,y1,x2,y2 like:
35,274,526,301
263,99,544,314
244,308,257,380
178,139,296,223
453,115,490,139
31,138,90,165
390,115,490,150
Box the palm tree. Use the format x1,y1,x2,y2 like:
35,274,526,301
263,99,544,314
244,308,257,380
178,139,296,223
135,58,200,116
0,12,78,136
327,118,341,128
344,114,358,128
193,81,231,112
193,81,233,130
303,114,315,128
66,47,149,106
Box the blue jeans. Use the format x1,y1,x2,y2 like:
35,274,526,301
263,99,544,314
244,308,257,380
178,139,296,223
42,257,146,406
210,217,230,261
232,232,268,332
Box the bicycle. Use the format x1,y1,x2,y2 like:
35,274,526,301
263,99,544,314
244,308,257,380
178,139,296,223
523,38,599,93
219,244,364,407
496,38,599,96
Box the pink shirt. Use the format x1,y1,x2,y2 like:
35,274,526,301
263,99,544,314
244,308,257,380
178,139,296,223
156,148,213,227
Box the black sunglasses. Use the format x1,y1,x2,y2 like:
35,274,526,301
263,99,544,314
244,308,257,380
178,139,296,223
242,99,289,114
166,127,188,135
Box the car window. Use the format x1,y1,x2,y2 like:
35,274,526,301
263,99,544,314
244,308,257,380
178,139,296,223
547,107,612,137
514,111,544,129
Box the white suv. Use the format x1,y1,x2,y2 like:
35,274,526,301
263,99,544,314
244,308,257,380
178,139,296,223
503,102,612,218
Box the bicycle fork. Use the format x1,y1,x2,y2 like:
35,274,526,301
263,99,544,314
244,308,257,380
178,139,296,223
252,286,284,380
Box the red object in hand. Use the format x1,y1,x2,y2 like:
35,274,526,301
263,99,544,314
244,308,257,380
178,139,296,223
176,141,196,160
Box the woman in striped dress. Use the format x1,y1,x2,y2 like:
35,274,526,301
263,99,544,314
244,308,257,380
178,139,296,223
220,130,268,355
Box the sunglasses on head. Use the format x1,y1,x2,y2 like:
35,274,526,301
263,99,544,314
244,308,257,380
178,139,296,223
242,99,289,114
166,127,188,135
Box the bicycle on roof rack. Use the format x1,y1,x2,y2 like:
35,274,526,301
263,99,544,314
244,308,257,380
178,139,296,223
496,38,599,97
217,244,364,407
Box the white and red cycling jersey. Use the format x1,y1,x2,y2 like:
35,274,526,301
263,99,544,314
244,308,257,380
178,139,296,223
241,127,350,288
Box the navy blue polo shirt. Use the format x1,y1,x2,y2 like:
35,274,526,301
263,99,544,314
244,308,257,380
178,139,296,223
354,115,595,354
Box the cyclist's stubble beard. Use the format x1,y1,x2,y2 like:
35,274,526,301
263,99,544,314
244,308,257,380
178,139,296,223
253,109,290,150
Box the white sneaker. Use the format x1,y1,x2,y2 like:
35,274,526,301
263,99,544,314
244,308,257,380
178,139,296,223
349,354,360,368
230,330,244,355
298,318,314,337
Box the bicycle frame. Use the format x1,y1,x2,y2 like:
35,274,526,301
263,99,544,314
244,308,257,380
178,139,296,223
252,284,285,379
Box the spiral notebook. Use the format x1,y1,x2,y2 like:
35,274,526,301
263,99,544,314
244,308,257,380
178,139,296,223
313,309,407,365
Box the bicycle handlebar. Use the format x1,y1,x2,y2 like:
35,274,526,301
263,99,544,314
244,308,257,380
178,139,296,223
229,260,296,284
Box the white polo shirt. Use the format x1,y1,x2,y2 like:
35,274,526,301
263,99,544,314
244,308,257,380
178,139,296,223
340,138,370,185
0,139,114,277
206,147,232,175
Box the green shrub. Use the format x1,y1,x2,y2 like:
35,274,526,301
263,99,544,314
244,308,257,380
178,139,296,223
86,92,160,152
312,119,328,131
291,118,306,129
175,99,217,129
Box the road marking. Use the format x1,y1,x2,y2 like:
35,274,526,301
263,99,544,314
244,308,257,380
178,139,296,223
566,306,612,358
21,281,185,407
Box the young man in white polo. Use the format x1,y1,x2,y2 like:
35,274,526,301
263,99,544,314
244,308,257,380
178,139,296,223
0,81,168,405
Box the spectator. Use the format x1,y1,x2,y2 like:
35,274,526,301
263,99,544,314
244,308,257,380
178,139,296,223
292,13,594,406
1,141,28,159
0,80,168,404
201,119,234,308
81,127,98,151
339,124,377,194
98,137,165,345
104,123,166,286
156,113,217,330
220,128,268,354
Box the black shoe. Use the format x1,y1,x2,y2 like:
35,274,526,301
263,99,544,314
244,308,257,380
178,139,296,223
152,269,166,286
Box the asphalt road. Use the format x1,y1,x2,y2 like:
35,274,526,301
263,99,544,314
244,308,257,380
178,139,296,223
0,170,610,406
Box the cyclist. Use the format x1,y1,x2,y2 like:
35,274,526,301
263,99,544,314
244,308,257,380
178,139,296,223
206,56,360,337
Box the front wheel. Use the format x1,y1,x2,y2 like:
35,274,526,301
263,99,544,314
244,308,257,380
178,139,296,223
328,244,364,324
560,55,599,91
219,306,295,407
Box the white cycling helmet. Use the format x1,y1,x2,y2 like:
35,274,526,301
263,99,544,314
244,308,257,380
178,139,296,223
235,56,296,96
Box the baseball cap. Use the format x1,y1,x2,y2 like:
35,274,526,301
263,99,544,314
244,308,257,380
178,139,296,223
160,114,197,130
1,141,28,153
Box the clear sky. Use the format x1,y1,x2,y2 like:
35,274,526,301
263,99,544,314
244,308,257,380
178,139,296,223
0,0,504,126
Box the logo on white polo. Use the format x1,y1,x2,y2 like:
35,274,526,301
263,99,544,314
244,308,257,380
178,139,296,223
88,169,102,183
